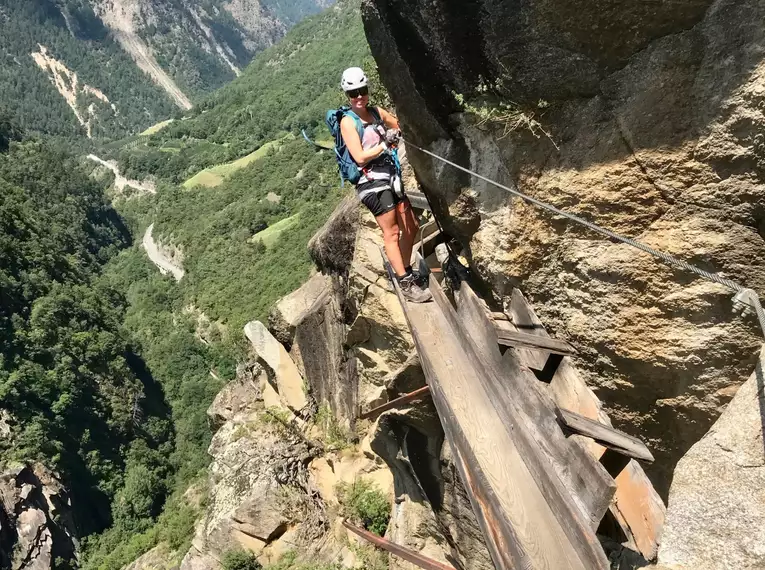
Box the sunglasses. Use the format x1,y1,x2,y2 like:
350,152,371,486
346,87,369,99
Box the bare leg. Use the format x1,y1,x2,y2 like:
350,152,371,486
395,198,419,268
375,209,406,276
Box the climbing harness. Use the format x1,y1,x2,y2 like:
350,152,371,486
402,139,765,340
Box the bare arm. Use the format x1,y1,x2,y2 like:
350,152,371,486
341,116,387,166
377,107,400,130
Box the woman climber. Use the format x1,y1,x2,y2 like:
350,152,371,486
338,66,432,303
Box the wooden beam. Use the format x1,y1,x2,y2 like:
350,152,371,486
343,520,455,570
494,326,577,355
456,281,615,531
359,386,431,420
508,289,666,561
493,323,574,380
384,257,610,568
557,408,654,463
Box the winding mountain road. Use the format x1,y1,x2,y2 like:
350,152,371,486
87,154,156,195
143,224,185,282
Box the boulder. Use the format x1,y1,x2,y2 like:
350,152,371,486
361,385,388,414
269,272,332,347
658,346,765,569
384,352,426,395
244,321,307,413
0,463,77,570
363,0,765,496
231,483,289,543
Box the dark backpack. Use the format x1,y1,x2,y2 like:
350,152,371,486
325,105,382,185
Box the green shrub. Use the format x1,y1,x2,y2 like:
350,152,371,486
314,405,352,450
222,549,262,570
349,544,388,570
336,479,391,537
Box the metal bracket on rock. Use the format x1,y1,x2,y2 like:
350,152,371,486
733,288,760,313
732,288,765,339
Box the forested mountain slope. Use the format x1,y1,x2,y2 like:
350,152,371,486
98,0,375,337
0,125,179,560
107,1,376,184
0,0,331,140
80,1,374,567
1,0,373,567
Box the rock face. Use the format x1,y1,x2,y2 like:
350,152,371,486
308,193,361,275
269,272,333,347
182,370,322,570
368,405,494,570
290,282,357,424
0,463,77,570
658,345,765,569
345,213,415,395
362,0,765,495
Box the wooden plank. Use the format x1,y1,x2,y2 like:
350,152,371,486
509,288,666,561
494,326,577,356
456,281,615,531
343,520,455,570
386,261,609,569
426,277,610,569
489,311,511,321
557,408,655,463
359,386,431,420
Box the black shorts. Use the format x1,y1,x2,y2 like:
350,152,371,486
360,188,407,217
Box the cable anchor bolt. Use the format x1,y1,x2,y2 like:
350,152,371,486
732,288,760,317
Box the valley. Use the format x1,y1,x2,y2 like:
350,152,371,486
2,0,764,570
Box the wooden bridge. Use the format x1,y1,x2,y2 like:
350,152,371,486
355,205,665,569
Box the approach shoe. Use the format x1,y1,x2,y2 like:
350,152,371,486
399,273,433,303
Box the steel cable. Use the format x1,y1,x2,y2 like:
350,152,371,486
403,139,765,339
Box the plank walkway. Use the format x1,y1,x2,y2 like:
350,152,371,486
376,251,663,569
507,289,666,560
387,264,610,569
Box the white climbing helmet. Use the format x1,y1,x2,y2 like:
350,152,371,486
340,67,368,92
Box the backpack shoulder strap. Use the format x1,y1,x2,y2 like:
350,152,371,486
368,106,383,124
340,108,364,141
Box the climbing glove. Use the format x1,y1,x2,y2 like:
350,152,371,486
384,128,401,146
